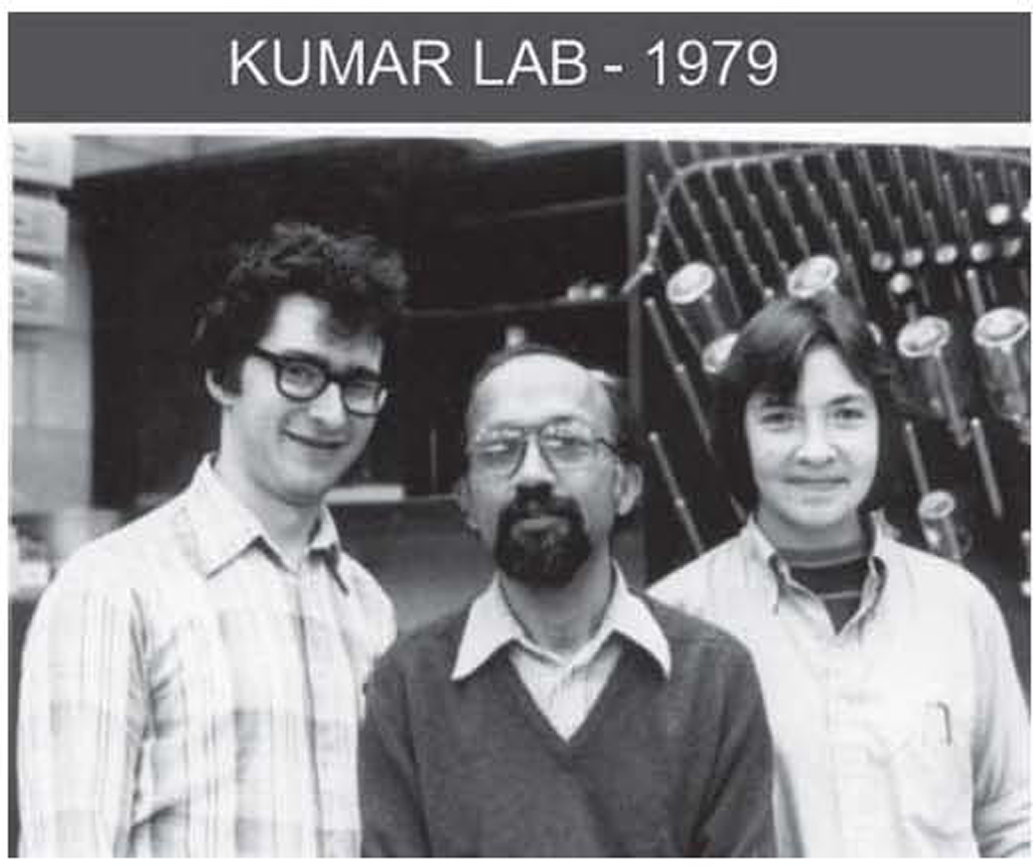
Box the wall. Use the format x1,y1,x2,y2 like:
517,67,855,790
12,214,92,513
11,135,295,515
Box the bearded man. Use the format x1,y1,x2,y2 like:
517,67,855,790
358,343,776,857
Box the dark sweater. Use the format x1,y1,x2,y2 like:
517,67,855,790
359,596,775,857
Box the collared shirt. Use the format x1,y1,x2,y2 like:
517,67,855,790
17,457,396,857
453,568,671,740
650,517,1030,858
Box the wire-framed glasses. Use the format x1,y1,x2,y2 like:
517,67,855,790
467,418,618,478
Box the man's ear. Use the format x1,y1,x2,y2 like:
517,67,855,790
454,477,478,531
614,461,643,518
205,370,234,408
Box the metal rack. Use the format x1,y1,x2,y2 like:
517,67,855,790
629,141,1030,596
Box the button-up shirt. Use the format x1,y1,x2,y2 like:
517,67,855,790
651,518,1030,858
452,568,671,740
17,458,396,856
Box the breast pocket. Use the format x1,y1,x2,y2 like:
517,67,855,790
876,693,974,838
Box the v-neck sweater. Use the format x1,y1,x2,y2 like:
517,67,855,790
359,595,775,856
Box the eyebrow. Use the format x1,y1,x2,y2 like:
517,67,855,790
827,394,871,404
754,392,870,408
479,414,588,430
273,349,381,379
478,414,612,439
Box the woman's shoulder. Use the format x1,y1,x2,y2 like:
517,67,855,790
649,532,747,609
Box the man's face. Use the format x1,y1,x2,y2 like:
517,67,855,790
210,293,383,513
745,345,880,550
459,355,640,589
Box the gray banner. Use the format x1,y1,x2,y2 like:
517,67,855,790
9,13,1030,122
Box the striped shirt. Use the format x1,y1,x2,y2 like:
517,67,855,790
17,457,396,856
651,517,1030,858
452,569,671,740
780,539,870,632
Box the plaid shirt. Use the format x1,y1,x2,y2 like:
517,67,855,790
17,458,396,856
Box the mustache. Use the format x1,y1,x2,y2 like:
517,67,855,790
500,488,582,525
493,486,592,589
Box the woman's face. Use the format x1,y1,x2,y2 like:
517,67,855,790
744,345,880,550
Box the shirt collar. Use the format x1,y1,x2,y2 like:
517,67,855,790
741,513,890,614
451,565,671,682
866,509,896,575
184,455,342,578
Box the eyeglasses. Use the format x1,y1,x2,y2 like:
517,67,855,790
250,347,388,417
467,419,618,478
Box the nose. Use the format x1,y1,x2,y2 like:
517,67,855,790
511,434,556,484
795,415,835,465
306,382,350,428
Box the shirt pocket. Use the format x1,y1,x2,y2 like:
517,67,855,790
877,692,973,838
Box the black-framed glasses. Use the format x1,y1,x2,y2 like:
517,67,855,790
250,346,388,417
467,419,618,478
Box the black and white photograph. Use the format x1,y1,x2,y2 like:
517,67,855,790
7,10,1031,860
10,130,1030,857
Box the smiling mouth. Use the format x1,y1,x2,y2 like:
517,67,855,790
286,431,346,451
788,478,846,490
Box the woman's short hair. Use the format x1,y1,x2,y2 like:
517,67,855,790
712,292,905,513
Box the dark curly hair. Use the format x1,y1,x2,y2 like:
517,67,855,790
713,292,905,513
194,221,407,391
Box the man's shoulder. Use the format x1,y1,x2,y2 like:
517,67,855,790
374,605,470,679
53,493,189,586
27,493,193,641
637,595,763,715
644,593,751,660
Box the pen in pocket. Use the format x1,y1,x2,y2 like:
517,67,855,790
928,700,952,745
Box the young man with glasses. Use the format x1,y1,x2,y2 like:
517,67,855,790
358,343,776,856
18,222,406,856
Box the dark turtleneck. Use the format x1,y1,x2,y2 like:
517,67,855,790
778,534,872,632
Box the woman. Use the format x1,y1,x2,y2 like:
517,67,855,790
651,292,1029,857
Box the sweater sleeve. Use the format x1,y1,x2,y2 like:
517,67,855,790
692,642,776,857
359,656,432,857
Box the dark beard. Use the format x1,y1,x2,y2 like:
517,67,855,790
493,487,592,589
